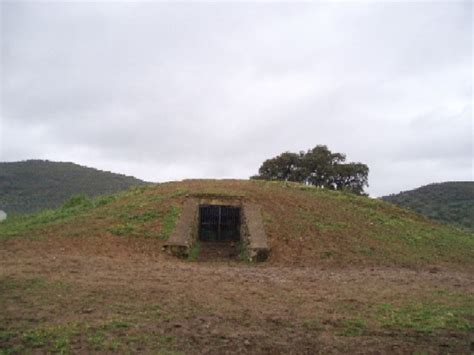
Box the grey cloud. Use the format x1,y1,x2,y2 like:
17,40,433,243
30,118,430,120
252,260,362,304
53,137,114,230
1,1,472,196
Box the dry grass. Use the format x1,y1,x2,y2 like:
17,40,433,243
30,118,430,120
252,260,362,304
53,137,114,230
1,180,473,353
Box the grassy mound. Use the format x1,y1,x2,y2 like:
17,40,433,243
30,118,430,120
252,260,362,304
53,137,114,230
1,179,472,268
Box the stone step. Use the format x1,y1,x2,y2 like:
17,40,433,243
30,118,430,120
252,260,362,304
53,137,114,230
197,241,240,261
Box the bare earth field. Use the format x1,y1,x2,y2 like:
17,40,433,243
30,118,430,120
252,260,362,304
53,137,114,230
1,234,473,354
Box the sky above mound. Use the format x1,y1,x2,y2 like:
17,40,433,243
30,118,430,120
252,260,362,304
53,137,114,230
1,1,472,197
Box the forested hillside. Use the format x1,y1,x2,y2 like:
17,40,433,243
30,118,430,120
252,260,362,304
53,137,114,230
381,182,474,231
0,160,148,215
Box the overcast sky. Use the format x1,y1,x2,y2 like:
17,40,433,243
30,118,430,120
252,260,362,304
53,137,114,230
1,1,472,196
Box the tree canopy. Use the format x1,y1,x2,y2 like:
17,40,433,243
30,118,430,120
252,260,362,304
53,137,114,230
251,145,369,194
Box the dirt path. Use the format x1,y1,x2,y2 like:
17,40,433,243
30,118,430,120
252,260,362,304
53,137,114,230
1,237,473,354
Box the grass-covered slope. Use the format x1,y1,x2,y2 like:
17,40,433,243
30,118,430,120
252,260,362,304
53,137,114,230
381,182,474,232
0,160,147,215
1,179,472,269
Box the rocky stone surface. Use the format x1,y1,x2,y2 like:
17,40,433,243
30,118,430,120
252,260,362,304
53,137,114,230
163,199,198,257
242,203,269,262
164,197,269,262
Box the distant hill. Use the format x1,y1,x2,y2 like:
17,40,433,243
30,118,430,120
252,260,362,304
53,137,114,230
381,182,474,232
0,160,148,215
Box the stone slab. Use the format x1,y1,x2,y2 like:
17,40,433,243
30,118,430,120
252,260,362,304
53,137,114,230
242,203,269,262
163,199,198,257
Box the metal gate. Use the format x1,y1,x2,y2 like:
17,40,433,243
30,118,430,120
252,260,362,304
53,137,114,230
199,205,240,242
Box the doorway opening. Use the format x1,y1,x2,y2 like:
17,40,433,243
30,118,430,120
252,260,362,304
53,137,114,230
199,205,241,242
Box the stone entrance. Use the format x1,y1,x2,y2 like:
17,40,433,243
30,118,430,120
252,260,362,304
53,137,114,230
163,194,269,261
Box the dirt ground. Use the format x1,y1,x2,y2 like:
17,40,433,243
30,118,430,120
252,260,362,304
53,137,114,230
1,234,473,354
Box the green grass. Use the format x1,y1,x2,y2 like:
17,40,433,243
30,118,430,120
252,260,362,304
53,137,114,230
314,221,349,232
0,194,117,240
0,185,186,243
158,205,181,241
102,320,132,330
107,222,137,237
0,317,178,354
187,241,200,261
21,323,81,354
87,331,106,347
2,185,148,232
326,291,474,336
376,299,473,333
106,193,181,240
0,331,15,343
336,318,366,337
10,323,107,353
350,199,474,266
